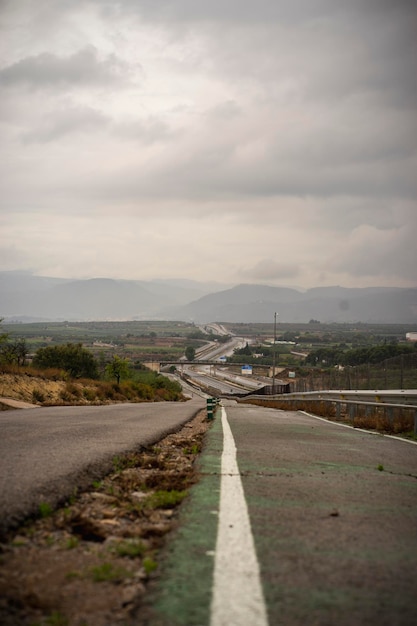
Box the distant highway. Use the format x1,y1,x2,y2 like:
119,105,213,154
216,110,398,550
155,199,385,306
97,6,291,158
181,335,265,395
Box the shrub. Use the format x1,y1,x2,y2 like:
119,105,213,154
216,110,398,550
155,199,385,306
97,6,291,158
82,387,97,402
33,343,98,379
64,382,81,398
32,388,45,404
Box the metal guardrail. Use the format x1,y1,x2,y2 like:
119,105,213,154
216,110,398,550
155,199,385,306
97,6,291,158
241,389,417,434
275,389,417,405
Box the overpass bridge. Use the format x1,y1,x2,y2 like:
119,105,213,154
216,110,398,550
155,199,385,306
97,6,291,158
143,360,273,376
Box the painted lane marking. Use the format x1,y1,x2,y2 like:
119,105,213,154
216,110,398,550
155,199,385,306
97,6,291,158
300,410,417,445
210,406,269,626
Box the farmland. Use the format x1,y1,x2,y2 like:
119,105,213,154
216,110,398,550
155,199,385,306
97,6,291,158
2,320,208,363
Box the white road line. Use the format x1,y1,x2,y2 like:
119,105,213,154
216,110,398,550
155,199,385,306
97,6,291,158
300,410,417,445
210,407,269,626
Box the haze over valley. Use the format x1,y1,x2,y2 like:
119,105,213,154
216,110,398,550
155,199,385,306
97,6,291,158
1,272,416,324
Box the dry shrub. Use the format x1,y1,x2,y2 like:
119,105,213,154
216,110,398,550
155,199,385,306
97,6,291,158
31,367,67,381
32,388,45,404
65,382,81,398
351,409,413,434
135,383,154,401
241,397,414,436
95,382,125,402
0,363,20,375
119,381,139,401
82,387,97,402
391,412,414,434
320,401,336,417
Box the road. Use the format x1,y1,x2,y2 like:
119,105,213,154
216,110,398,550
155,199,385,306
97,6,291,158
0,397,205,537
195,335,248,362
148,401,417,626
2,383,416,624
183,334,264,395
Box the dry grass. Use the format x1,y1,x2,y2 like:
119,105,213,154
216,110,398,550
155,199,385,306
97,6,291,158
240,397,415,435
0,365,185,407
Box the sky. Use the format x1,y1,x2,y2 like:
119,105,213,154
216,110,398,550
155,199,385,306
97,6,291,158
0,0,416,290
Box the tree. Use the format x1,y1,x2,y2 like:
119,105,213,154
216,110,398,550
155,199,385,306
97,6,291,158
33,343,98,378
1,339,28,366
234,342,252,356
0,319,29,367
105,355,130,384
185,346,196,361
0,318,9,363
0,318,8,345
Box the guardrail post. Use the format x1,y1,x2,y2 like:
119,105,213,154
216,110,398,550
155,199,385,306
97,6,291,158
207,398,215,420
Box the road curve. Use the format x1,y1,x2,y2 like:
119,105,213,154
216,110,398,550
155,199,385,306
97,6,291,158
0,398,205,537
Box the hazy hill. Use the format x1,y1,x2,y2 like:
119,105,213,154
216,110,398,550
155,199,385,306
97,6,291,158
0,272,223,321
174,284,417,324
1,272,416,323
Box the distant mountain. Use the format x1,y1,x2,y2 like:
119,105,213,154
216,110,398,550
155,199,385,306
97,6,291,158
1,272,416,323
0,272,225,321
172,284,417,324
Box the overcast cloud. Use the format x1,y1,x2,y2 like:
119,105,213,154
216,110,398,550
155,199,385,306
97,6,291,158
0,0,416,288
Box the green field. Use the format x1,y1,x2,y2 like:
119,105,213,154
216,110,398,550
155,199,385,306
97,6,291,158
2,320,206,362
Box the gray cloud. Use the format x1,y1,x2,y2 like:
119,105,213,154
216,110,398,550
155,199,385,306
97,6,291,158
0,0,415,289
328,220,417,282
0,46,131,89
115,117,176,144
21,104,110,143
241,259,300,282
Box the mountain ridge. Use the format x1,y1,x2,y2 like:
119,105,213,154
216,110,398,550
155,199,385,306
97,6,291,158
0,272,416,324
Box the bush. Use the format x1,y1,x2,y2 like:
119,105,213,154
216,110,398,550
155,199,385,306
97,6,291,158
33,343,99,379
32,389,45,404
64,382,81,398
82,387,97,402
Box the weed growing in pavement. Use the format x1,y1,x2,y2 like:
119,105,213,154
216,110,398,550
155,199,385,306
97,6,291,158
67,488,78,506
112,455,123,472
64,536,79,550
32,610,69,626
112,539,146,558
90,562,133,583
112,453,138,473
183,443,201,455
143,489,188,510
46,611,69,626
38,502,53,518
143,557,158,576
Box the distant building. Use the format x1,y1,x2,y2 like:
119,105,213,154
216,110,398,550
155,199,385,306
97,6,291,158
406,332,417,342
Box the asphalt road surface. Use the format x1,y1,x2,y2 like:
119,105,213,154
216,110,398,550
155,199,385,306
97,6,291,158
148,401,417,626
0,398,205,536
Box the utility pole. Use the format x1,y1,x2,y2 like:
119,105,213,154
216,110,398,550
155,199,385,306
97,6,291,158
272,312,278,394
